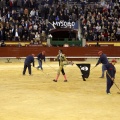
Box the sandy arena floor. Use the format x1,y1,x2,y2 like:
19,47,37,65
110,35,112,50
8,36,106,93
0,59,120,120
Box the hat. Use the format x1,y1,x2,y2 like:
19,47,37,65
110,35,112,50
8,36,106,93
111,59,117,63
98,51,103,55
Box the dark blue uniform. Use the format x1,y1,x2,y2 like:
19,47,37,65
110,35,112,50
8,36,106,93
96,53,109,78
23,55,35,75
37,53,45,70
104,63,116,94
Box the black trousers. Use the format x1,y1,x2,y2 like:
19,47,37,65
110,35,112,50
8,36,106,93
23,64,31,75
106,77,113,93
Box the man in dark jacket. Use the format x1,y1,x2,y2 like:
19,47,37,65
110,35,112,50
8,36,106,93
37,51,45,70
23,54,35,75
104,59,117,94
95,51,109,78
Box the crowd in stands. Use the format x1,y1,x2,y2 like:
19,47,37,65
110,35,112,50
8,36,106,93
0,0,80,44
80,0,120,41
0,0,120,45
0,0,50,44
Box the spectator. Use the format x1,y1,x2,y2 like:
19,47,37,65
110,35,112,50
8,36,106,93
0,40,6,47
34,32,40,41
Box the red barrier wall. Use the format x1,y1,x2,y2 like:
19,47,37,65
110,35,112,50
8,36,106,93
0,46,120,58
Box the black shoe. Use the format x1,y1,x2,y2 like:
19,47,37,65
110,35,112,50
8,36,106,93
64,80,68,82
53,79,57,82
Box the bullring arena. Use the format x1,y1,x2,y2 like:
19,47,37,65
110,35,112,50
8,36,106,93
0,0,120,119
0,57,120,120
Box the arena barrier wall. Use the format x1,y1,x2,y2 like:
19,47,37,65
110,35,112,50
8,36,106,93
0,46,120,62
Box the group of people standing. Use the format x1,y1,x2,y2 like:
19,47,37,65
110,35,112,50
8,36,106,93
22,49,117,95
22,49,74,82
23,51,45,75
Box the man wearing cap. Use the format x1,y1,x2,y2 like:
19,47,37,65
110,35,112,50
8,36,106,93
95,51,109,78
36,51,45,70
104,59,117,94
23,54,35,75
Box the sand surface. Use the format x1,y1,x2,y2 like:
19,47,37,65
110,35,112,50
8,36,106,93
0,59,120,120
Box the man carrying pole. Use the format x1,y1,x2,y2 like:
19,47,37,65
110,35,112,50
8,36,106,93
36,51,46,70
95,51,109,78
23,54,35,75
104,59,117,95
